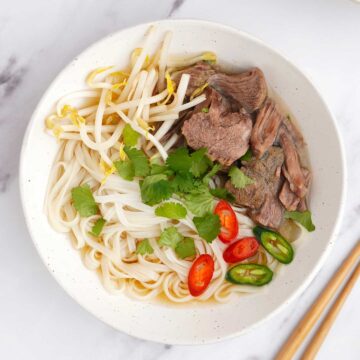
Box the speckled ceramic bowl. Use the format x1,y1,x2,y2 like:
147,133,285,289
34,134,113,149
20,19,346,344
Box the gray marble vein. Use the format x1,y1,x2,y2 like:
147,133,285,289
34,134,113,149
0,172,10,193
0,57,28,101
168,0,186,17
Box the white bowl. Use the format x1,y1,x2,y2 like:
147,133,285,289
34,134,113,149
19,19,346,344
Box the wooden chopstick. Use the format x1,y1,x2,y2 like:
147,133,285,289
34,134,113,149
275,241,360,360
301,262,360,360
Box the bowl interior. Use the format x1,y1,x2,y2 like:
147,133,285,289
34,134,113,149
20,19,345,344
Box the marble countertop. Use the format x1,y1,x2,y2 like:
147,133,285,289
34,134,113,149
1,0,360,359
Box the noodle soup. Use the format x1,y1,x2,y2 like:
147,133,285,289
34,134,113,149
44,26,315,304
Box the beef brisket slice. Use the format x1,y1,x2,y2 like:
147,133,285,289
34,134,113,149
173,62,216,97
251,98,283,158
226,146,285,228
182,90,252,166
208,67,267,113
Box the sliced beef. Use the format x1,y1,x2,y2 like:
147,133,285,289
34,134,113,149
279,168,311,211
251,98,283,158
279,131,308,198
297,198,308,212
208,68,267,113
281,115,305,150
173,62,216,97
279,180,300,211
182,89,252,166
226,147,285,228
250,195,284,229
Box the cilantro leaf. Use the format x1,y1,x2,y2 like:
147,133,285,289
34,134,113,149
185,186,215,216
171,172,198,193
284,210,315,232
122,124,140,146
190,148,212,178
166,147,192,173
114,160,135,181
71,184,99,217
90,217,106,237
193,213,221,243
136,239,154,255
159,227,183,249
175,237,196,259
228,166,254,189
140,174,173,205
150,164,169,175
150,159,174,176
124,146,149,177
202,163,221,184
155,202,187,219
201,107,209,113
240,149,253,162
210,188,235,202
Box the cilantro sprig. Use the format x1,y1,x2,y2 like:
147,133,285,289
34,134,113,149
114,145,226,243
114,146,149,181
136,239,154,255
184,186,215,216
228,166,254,189
175,237,196,259
284,210,315,232
158,227,196,259
155,202,187,219
71,184,99,217
90,217,106,237
140,174,173,206
122,124,140,146
193,213,221,243
159,227,183,249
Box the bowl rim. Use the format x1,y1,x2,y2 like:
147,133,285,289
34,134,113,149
19,18,347,344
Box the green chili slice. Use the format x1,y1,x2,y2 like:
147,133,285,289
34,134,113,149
253,226,294,264
226,263,273,286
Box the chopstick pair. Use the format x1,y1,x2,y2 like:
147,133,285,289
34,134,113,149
276,241,360,360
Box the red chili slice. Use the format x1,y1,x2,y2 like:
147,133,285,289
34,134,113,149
188,254,215,297
214,200,239,243
223,237,259,263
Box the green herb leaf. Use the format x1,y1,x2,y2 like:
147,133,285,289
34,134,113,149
284,210,315,232
201,107,209,113
159,227,183,249
171,172,198,193
185,187,215,216
90,217,106,236
114,160,135,181
71,184,99,217
193,213,221,243
229,166,254,189
210,188,235,202
149,157,174,176
166,147,192,173
175,237,196,259
140,174,173,205
122,124,140,146
190,148,212,178
136,239,154,255
155,202,187,219
240,149,253,162
150,164,169,175
202,163,222,184
124,146,150,177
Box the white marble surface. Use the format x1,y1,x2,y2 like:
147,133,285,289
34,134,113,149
1,0,359,359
